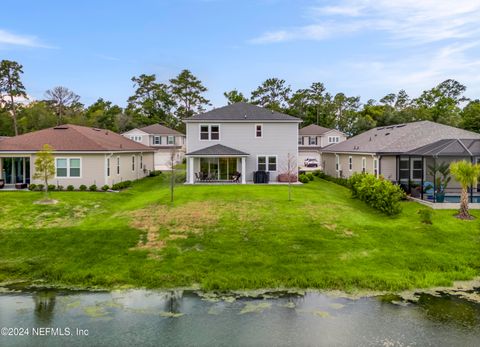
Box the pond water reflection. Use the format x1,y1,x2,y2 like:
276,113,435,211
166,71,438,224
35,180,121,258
0,289,479,346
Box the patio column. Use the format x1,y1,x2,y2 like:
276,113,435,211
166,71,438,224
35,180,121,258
241,157,246,184
188,157,194,184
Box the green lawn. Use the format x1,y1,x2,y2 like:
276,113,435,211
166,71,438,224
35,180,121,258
0,175,479,292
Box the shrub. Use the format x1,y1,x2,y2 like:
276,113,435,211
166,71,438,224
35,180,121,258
36,184,45,192
306,173,315,181
57,185,64,191
48,184,56,191
101,185,109,191
79,185,87,191
149,170,162,177
312,170,324,177
28,184,36,191
320,174,349,187
348,173,406,215
66,185,75,191
418,209,433,224
89,184,97,192
111,180,132,190
299,174,310,184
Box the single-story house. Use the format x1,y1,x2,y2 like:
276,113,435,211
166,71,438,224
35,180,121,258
122,124,185,170
298,124,347,169
0,124,155,189
321,120,480,202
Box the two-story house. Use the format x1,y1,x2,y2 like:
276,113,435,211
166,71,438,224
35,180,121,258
298,124,347,169
184,102,302,184
122,124,186,170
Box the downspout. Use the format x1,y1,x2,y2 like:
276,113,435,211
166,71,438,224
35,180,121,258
471,157,474,203
421,156,424,201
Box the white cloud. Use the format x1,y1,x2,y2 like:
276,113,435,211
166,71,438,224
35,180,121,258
0,29,52,48
250,0,480,44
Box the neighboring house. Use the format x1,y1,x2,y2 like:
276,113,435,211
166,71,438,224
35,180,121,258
0,124,154,189
321,120,480,200
122,124,186,170
184,102,302,184
298,124,347,169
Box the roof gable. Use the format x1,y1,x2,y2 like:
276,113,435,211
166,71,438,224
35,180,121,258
186,144,249,156
299,124,336,135
185,102,301,122
0,124,154,152
138,124,184,135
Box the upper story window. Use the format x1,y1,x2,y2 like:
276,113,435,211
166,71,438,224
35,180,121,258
153,136,161,145
255,124,263,138
328,136,340,143
309,136,317,145
56,158,81,178
200,125,220,141
167,136,175,145
130,135,142,142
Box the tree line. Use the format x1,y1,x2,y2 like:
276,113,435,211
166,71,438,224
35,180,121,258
1,59,479,136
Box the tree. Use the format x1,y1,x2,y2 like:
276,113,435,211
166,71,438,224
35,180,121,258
45,86,80,125
449,160,480,220
170,69,210,121
284,153,297,201
250,78,291,111
33,144,56,200
415,79,467,126
18,101,57,133
85,98,123,131
461,100,480,133
332,93,361,135
0,60,27,135
127,74,176,127
223,89,248,104
166,148,179,204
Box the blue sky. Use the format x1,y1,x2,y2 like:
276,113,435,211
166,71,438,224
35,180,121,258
1,0,480,108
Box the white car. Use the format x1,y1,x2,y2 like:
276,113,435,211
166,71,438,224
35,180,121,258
304,158,319,167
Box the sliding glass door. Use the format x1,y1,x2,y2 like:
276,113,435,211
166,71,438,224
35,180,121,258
1,157,30,184
199,158,238,181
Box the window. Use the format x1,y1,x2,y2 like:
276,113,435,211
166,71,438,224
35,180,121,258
167,136,175,145
309,136,317,145
335,155,340,171
329,136,340,143
117,157,120,175
349,156,353,171
107,158,110,177
200,125,220,141
132,156,135,171
255,124,263,138
257,156,266,171
210,125,220,140
268,156,277,171
257,156,277,172
298,137,303,145
412,158,422,180
55,158,81,178
56,158,67,177
362,157,366,173
140,155,143,169
130,135,142,142
373,158,378,176
153,136,161,145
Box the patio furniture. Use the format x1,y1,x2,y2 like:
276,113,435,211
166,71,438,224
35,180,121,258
195,172,201,182
233,172,241,183
0,179,4,189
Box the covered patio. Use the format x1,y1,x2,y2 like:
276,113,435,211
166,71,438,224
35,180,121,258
186,144,248,184
398,139,480,204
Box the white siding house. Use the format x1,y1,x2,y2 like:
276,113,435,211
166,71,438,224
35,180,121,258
184,103,302,184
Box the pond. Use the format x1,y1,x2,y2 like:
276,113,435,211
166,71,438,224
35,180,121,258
0,288,479,346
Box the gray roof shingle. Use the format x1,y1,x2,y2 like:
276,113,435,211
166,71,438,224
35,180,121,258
186,144,249,156
139,124,184,135
185,102,301,122
322,121,480,154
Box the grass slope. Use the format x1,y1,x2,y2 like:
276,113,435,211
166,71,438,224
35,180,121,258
0,176,479,291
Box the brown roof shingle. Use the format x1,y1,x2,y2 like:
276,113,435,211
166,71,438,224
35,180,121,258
138,124,184,136
0,124,154,152
299,124,337,135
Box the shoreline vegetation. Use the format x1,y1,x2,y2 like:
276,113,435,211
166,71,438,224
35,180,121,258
0,175,479,292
